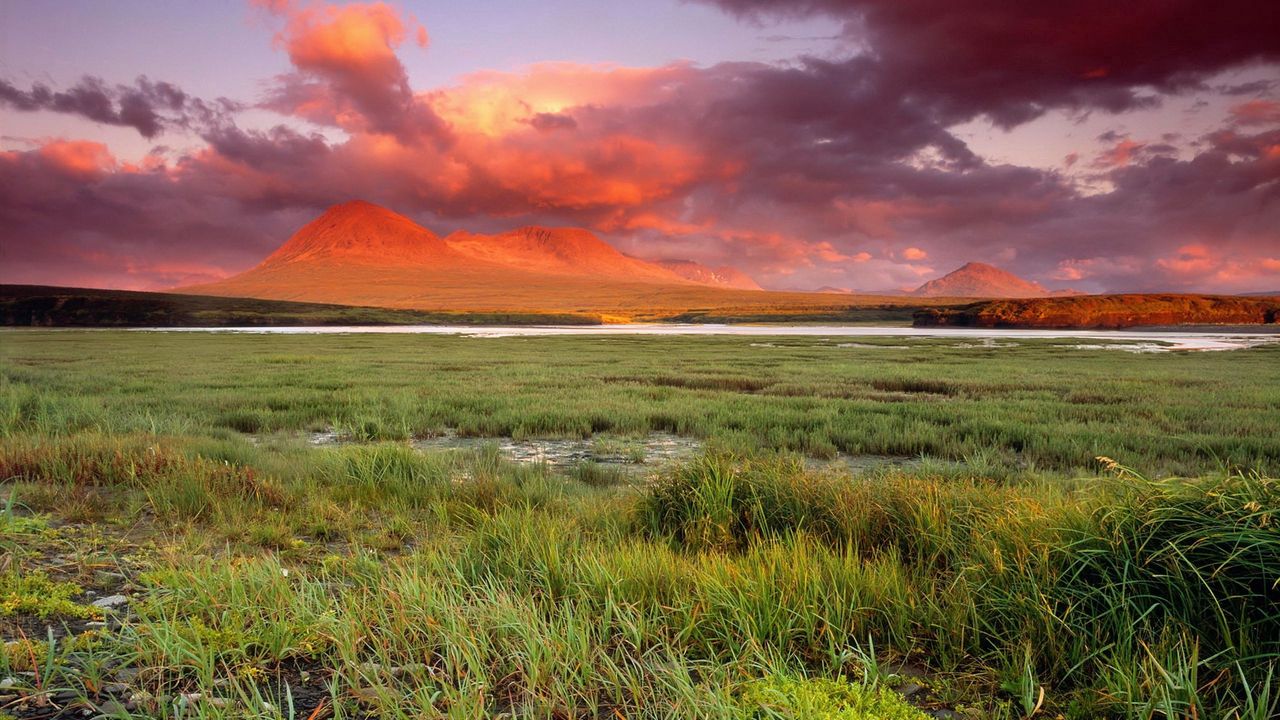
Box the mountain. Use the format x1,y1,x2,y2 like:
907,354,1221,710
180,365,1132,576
445,227,691,283
179,200,904,318
259,200,464,267
913,262,1050,298
651,259,762,291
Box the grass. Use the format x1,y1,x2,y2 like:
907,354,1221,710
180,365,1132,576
0,330,1276,718
2,330,1277,475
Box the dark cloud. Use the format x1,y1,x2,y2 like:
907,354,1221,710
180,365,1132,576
698,2,1280,126
1218,79,1276,96
0,76,239,139
526,112,578,132
756,34,841,42
0,139,307,290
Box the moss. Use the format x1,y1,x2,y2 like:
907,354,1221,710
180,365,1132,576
737,676,930,720
0,570,101,620
0,513,49,537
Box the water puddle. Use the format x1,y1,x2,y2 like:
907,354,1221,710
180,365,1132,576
950,338,1020,349
808,454,920,474
416,432,700,469
1069,342,1171,353
836,342,912,349
297,429,918,477
308,430,702,472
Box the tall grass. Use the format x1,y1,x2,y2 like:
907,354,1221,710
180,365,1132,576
637,456,1279,717
1,432,1275,716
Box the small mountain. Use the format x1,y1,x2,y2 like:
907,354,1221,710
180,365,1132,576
260,200,464,267
913,262,1050,298
651,259,762,291
444,226,691,283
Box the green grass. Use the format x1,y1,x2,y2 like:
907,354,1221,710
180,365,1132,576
3,330,1277,475
0,571,100,621
0,330,1276,718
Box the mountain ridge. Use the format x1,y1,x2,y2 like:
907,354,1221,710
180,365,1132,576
445,226,693,283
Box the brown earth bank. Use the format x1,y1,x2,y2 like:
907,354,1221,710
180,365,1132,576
0,285,599,327
0,285,948,327
913,293,1280,329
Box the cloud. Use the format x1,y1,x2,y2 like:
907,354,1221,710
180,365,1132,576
695,0,1280,125
2,0,1278,294
1093,138,1145,168
35,140,118,178
1231,99,1280,127
255,0,444,140
0,76,239,138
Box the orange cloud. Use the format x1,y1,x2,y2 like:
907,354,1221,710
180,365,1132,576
1156,244,1215,275
1094,138,1144,168
427,62,694,137
271,2,411,72
36,140,117,178
1153,245,1280,288
902,246,928,260
1230,99,1280,127
471,134,707,210
257,0,434,137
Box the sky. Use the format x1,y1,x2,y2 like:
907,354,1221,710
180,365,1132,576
2,0,1278,293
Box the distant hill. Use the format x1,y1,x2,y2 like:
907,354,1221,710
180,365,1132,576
914,294,1280,329
179,200,937,319
913,262,1053,298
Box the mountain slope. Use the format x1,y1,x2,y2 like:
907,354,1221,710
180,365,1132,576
651,259,762,291
260,200,465,267
444,227,691,283
913,262,1050,298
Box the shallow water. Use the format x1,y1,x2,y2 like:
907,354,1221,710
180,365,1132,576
302,429,915,476
137,324,1279,352
416,432,699,468
309,430,702,472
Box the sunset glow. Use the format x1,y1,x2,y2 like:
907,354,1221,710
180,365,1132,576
2,0,1278,293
